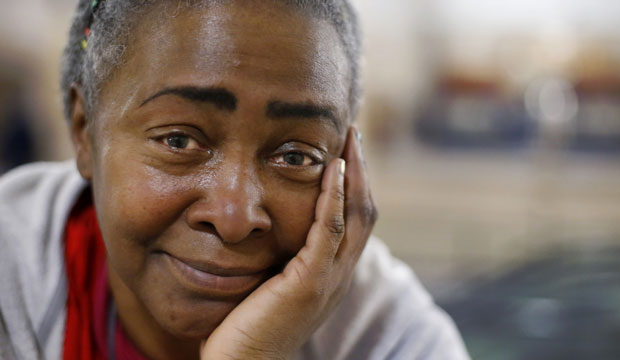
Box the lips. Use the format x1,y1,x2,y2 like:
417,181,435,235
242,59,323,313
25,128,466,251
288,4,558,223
161,252,270,299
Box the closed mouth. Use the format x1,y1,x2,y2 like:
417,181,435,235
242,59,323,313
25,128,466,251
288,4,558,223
161,252,269,300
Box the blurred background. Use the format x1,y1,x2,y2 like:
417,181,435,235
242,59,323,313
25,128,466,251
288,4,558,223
1,0,620,358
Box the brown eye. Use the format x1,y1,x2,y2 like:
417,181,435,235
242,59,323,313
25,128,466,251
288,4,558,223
165,134,190,149
280,152,315,166
283,152,305,165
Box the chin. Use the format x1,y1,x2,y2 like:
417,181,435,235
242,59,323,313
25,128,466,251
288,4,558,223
154,296,240,340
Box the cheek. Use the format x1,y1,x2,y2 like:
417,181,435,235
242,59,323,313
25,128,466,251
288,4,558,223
93,153,192,272
269,185,321,256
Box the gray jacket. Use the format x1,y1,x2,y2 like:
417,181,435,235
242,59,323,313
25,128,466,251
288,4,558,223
0,161,469,360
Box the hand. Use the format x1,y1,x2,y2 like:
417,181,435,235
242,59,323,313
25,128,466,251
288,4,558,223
200,127,378,359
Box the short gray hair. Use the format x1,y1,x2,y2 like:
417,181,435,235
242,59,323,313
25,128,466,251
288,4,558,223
60,0,362,122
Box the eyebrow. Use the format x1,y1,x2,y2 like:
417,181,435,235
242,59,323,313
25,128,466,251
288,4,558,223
139,86,237,111
266,101,342,133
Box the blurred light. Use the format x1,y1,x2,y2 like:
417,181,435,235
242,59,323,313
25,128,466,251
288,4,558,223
525,77,578,128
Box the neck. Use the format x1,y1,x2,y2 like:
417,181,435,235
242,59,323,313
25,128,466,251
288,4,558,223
107,259,202,360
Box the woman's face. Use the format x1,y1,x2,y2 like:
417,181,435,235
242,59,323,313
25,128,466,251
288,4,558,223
74,2,350,339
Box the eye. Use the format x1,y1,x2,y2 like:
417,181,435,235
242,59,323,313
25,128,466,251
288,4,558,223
162,133,199,150
277,152,316,166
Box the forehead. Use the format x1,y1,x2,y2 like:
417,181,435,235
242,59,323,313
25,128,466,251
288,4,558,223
97,1,351,123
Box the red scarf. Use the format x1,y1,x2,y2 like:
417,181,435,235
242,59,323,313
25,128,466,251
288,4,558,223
62,191,147,360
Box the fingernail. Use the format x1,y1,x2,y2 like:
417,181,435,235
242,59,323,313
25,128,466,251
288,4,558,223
339,159,346,175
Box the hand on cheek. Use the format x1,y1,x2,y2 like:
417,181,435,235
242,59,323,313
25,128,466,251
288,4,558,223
200,127,377,360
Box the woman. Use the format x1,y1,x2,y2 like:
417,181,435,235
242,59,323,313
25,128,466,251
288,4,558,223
0,0,469,359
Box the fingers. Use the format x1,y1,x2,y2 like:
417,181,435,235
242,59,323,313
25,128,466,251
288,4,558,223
284,127,376,291
335,127,378,263
297,157,346,273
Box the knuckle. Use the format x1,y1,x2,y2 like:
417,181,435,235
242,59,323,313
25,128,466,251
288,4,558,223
367,201,379,225
308,283,327,300
331,187,345,203
353,198,378,225
326,215,346,237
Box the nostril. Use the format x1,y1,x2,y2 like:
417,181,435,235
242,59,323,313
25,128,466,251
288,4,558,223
198,221,217,233
250,228,268,238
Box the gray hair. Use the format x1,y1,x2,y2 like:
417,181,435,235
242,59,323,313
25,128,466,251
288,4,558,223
60,0,362,122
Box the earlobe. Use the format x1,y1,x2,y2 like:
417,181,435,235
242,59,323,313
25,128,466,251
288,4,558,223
69,83,94,181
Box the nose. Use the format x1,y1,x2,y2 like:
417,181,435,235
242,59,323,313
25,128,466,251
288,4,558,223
186,160,272,244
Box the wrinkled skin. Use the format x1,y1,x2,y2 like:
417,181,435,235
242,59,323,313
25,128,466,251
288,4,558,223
70,2,376,359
